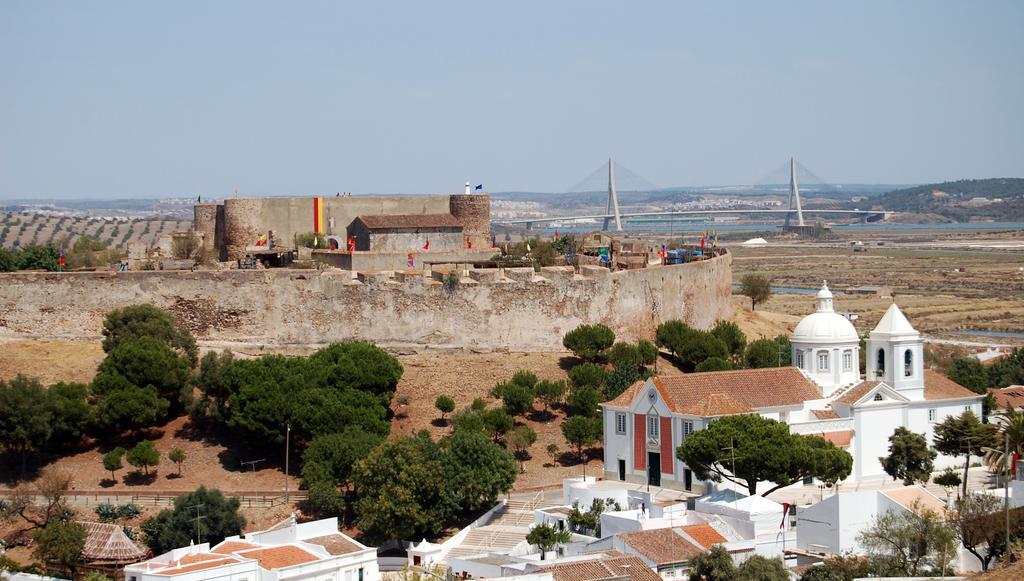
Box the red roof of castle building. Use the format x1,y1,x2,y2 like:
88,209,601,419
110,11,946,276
606,368,821,415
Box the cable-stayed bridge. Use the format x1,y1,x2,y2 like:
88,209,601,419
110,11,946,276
496,158,891,231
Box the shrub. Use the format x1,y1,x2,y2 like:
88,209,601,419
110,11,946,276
568,362,609,389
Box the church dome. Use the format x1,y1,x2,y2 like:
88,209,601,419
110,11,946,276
792,281,859,344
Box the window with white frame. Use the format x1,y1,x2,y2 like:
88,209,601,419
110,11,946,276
904,349,914,377
648,414,659,438
616,413,627,435
818,351,829,371
795,351,804,369
928,408,936,422
843,350,853,371
683,420,694,439
964,405,972,413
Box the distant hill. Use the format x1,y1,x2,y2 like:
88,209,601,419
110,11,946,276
873,178,1024,222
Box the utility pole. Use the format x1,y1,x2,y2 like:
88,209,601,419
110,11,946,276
723,436,738,510
187,503,205,544
1005,432,1010,557
284,423,291,505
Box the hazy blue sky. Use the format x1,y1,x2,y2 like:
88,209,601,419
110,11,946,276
2,1,1022,198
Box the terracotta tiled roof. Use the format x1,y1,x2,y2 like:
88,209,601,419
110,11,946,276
923,369,982,401
542,555,662,581
807,430,853,447
178,553,225,565
880,486,947,515
812,408,839,420
212,541,259,554
79,521,150,563
158,557,241,575
303,533,364,556
618,528,704,566
679,524,726,549
354,213,462,230
237,545,319,570
990,385,1024,411
606,368,822,416
833,381,881,405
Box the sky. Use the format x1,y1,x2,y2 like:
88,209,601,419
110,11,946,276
1,1,1022,199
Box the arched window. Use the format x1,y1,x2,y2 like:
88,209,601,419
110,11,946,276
876,349,886,374
818,351,829,371
842,350,853,372
904,349,913,377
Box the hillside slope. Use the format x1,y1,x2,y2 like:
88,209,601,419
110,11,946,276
874,178,1024,222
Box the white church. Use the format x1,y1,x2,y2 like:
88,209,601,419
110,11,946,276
602,282,985,491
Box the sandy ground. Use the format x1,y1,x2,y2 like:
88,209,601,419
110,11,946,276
0,339,105,384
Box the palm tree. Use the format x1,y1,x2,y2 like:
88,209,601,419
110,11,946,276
998,405,1024,455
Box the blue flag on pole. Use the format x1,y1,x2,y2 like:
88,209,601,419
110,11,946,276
475,184,483,191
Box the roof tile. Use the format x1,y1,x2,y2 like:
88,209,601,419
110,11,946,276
618,528,704,566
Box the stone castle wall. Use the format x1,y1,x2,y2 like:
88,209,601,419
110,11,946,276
0,253,732,351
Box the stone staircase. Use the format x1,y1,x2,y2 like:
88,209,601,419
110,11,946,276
442,496,544,562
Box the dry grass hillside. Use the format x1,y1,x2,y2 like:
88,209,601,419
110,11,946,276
0,212,188,250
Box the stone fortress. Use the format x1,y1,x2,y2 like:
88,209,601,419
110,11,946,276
0,191,734,351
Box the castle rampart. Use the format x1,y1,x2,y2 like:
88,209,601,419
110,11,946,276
0,253,732,351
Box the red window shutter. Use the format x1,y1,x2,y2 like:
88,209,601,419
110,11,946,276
634,414,646,471
660,417,673,475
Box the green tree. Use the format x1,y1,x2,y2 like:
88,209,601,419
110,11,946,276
879,427,936,485
736,555,789,581
351,433,449,542
17,244,60,271
507,425,538,472
711,321,747,359
102,448,125,482
999,405,1024,455
301,427,383,492
676,332,729,371
603,366,640,400
946,357,989,394
546,443,560,467
949,493,1022,571
676,414,852,497
97,336,192,411
510,370,538,389
933,410,999,498
687,545,736,581
0,247,17,272
101,304,198,365
739,273,772,310
0,375,54,469
442,430,517,511
92,374,169,432
933,468,962,502
435,395,456,423
607,342,643,374
168,447,186,476
307,341,404,396
533,380,567,417
501,383,535,418
656,320,696,359
745,338,786,368
32,519,86,578
561,416,601,473
126,440,161,476
525,523,570,559
562,324,615,361
45,382,91,446
568,362,608,390
637,340,658,367
481,408,515,441
193,350,235,421
141,486,245,553
857,502,957,577
566,385,602,418
695,357,733,372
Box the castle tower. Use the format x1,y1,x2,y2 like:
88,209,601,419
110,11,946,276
866,303,925,400
449,193,493,249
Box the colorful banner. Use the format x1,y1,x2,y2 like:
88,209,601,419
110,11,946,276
313,197,324,233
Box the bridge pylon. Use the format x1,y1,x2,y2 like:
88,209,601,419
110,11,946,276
784,156,806,228
603,157,623,231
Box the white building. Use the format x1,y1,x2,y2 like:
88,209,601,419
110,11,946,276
602,282,985,490
125,517,378,581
